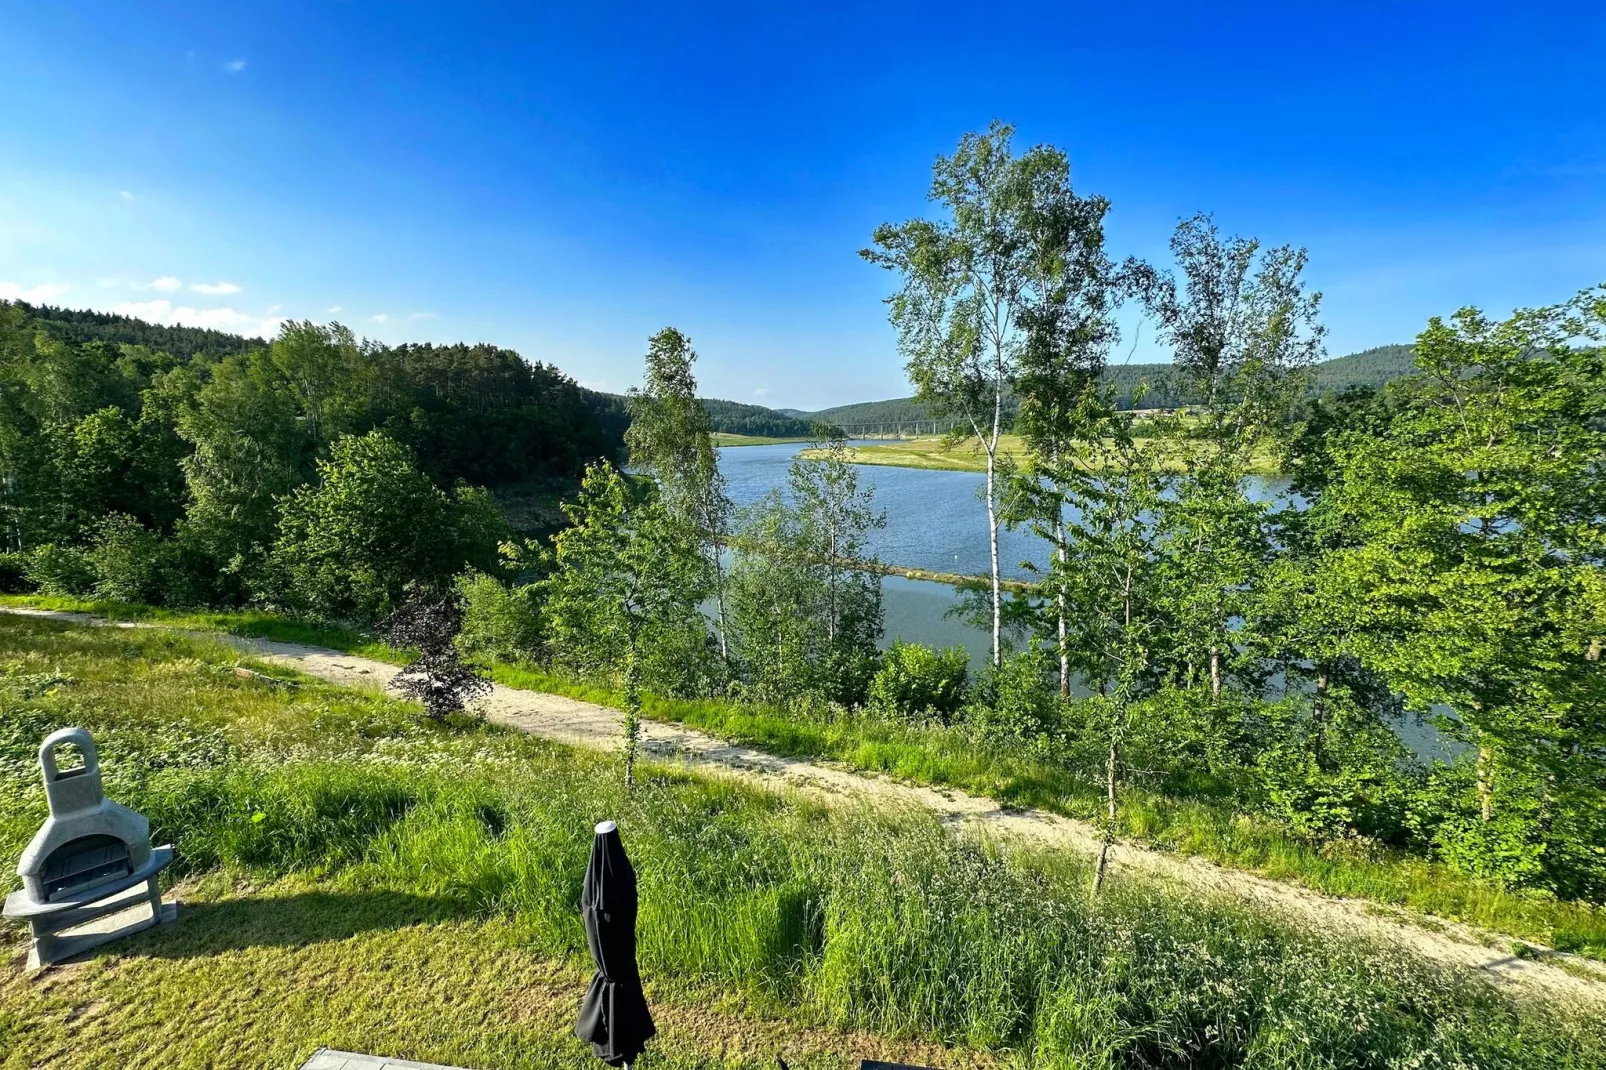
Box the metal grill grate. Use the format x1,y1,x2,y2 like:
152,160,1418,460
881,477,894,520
41,835,132,902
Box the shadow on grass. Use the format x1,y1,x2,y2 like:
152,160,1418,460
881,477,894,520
126,888,478,960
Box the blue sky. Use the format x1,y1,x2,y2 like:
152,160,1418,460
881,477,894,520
1,2,1601,409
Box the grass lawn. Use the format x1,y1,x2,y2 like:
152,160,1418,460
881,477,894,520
812,433,1280,475
5,593,1605,965
2,614,1602,1069
1,875,976,1070
711,433,811,447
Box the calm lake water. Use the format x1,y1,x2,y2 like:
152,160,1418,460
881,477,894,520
717,441,1453,757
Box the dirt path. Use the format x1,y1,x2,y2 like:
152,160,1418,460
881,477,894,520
7,607,1605,1005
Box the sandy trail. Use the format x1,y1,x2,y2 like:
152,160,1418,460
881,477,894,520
6,606,1604,1005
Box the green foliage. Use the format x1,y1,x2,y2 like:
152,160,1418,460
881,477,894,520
1,617,1600,1069
0,554,29,594
454,569,543,664
1313,291,1606,897
0,301,620,613
542,462,712,699
697,396,819,438
269,431,508,622
86,513,176,604
868,640,968,723
22,543,95,595
729,434,885,705
970,643,1061,751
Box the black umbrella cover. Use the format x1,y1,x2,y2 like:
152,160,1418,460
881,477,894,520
575,821,656,1067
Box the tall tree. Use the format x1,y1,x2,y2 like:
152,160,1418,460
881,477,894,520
789,428,886,662
864,121,1040,668
625,328,733,662
1008,144,1124,695
1052,397,1170,896
543,462,708,786
269,431,504,622
729,430,886,704
1317,292,1606,891
1140,215,1324,700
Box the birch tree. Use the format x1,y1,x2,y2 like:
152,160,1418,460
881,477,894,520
1140,215,1324,700
863,121,1035,668
625,327,733,662
1008,145,1124,695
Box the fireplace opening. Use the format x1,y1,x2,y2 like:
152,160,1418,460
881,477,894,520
41,834,133,902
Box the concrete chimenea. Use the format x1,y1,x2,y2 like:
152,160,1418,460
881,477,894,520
4,727,176,968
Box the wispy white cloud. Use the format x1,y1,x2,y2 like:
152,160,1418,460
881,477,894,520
0,281,71,303
753,388,772,397
148,276,183,292
407,311,436,320
190,280,240,295
327,305,343,313
370,313,389,323
223,59,246,74
111,298,283,339
120,190,135,202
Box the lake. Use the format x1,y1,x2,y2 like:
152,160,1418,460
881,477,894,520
717,441,1455,758
719,441,1276,662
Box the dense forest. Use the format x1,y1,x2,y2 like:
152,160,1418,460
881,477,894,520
0,301,625,611
696,396,819,437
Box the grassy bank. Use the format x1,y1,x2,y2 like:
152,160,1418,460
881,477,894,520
712,433,812,447
813,433,1280,475
4,594,1605,962
1,615,1602,1068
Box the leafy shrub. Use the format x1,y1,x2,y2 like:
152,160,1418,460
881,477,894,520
970,643,1061,752
269,431,511,621
23,543,96,595
1249,696,1415,844
454,569,543,664
0,552,30,593
868,640,968,723
87,513,176,603
385,586,492,722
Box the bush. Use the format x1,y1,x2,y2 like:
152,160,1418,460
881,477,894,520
454,569,543,664
868,640,968,723
269,431,512,622
87,513,176,604
23,543,96,595
0,552,30,593
970,643,1061,752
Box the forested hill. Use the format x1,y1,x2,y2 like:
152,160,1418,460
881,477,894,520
700,397,818,437
799,346,1418,426
24,303,267,362
1312,345,1417,390
588,392,820,438
6,301,626,491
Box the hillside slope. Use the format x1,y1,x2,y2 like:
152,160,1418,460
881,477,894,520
797,346,1417,426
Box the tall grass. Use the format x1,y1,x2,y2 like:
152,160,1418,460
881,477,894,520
6,595,1606,960
1,615,1602,1068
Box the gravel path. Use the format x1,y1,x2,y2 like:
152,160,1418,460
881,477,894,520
7,607,1605,1006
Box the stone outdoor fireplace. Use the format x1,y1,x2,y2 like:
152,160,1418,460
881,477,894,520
4,727,176,968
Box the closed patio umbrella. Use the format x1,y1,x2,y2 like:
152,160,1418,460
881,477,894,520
575,820,656,1068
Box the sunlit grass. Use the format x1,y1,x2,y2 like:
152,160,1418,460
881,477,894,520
5,595,1605,962
2,615,1601,1069
811,432,1281,475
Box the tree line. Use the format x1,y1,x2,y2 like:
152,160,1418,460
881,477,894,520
0,306,623,613
518,123,1603,901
